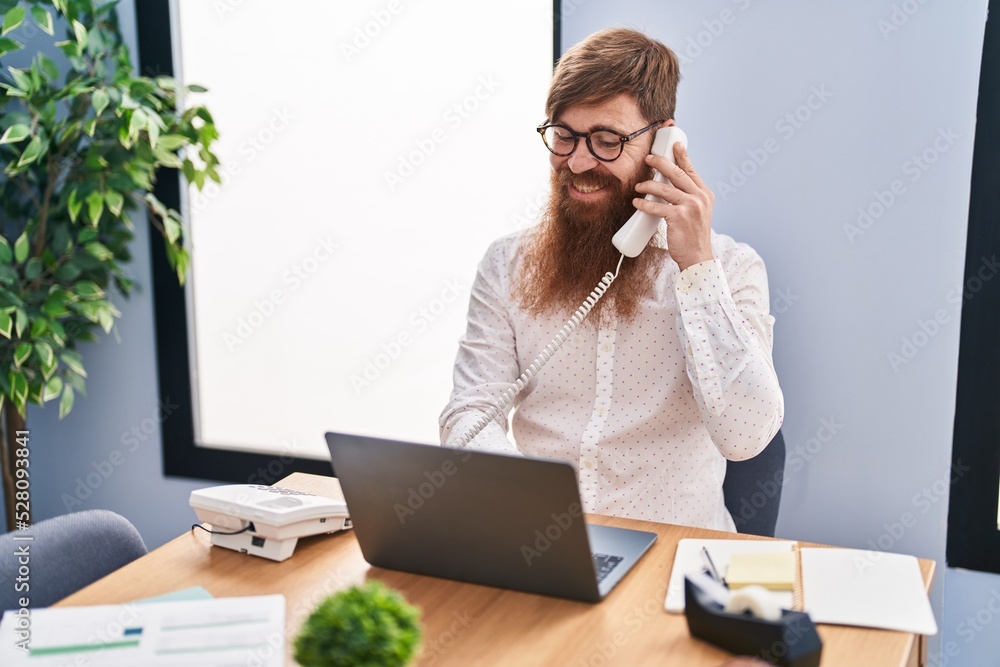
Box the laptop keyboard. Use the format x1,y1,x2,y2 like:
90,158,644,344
593,553,624,582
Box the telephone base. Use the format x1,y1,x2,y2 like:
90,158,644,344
205,515,353,562
210,531,300,561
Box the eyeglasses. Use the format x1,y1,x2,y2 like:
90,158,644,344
536,119,664,162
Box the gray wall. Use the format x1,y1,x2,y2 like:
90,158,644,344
559,0,996,664
15,1,1000,665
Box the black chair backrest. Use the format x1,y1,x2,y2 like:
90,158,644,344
723,430,786,537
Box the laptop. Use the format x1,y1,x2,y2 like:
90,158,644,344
324,432,657,602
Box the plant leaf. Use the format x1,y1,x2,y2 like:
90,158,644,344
0,237,10,263
128,107,146,139
104,189,124,216
13,231,29,264
1,6,25,36
92,88,109,116
9,371,28,413
14,308,26,337
17,134,42,166
30,6,54,35
72,20,87,47
35,340,55,366
86,190,104,225
38,53,58,80
75,280,104,300
43,376,62,402
164,216,182,244
98,305,115,333
0,37,23,55
59,383,75,418
24,257,42,280
84,242,114,262
67,188,82,222
157,134,188,150
60,350,87,378
8,67,31,92
13,342,32,367
0,309,11,339
49,320,66,347
0,123,30,144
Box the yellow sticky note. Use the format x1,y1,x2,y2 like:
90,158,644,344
726,551,797,591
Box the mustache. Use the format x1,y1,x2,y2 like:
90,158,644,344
554,168,622,192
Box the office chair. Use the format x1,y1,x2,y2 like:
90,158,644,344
723,430,786,537
0,509,147,611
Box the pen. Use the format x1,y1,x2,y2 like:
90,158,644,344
701,546,725,586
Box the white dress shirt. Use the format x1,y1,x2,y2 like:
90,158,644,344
439,227,783,531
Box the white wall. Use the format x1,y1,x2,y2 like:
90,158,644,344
18,1,1000,665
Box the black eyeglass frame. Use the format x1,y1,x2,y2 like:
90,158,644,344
536,119,665,162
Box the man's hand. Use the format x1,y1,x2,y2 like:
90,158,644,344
633,142,715,272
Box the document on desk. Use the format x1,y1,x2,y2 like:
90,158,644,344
0,594,285,666
799,548,938,635
665,538,798,613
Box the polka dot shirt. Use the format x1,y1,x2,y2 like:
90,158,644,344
439,229,784,532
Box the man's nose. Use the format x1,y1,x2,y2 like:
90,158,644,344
566,141,599,174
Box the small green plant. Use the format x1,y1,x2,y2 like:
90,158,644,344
294,580,423,667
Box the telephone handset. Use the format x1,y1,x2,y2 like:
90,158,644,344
612,126,689,257
454,128,688,447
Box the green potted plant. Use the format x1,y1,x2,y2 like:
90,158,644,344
0,0,220,529
294,580,424,667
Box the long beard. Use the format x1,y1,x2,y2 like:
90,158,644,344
513,166,666,325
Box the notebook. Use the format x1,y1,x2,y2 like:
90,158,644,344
666,539,938,635
324,432,658,603
799,547,937,635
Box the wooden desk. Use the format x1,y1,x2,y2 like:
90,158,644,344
58,474,934,666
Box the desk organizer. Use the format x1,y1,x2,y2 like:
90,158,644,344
684,577,822,667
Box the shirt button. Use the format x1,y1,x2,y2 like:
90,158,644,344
679,279,691,294
598,406,606,415
583,459,594,470
602,343,611,352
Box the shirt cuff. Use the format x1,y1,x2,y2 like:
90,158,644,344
674,258,729,306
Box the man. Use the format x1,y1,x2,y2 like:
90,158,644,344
439,28,783,532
